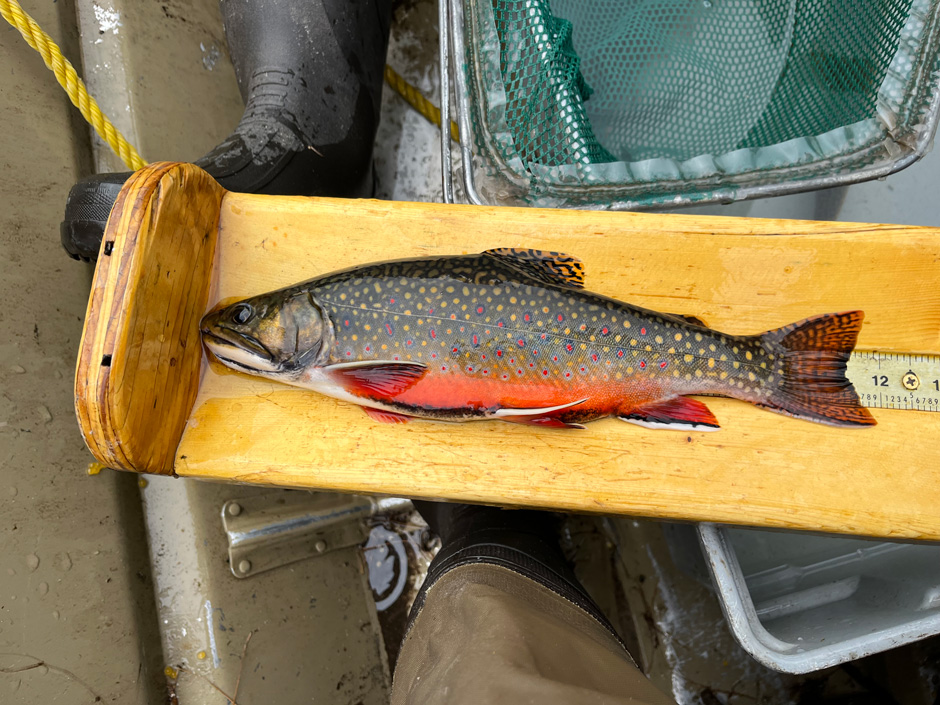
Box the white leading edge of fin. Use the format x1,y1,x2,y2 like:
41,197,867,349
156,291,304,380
619,417,721,432
493,398,589,417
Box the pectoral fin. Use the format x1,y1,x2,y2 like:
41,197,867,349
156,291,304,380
325,360,428,398
618,397,720,431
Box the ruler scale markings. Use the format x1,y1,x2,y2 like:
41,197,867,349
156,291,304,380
847,351,940,412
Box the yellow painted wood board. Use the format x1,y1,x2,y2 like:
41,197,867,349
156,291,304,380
77,163,940,539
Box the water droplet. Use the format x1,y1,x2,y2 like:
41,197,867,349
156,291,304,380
7,486,16,497
703,0,712,6
10,364,25,374
37,405,53,424
25,553,39,571
38,581,49,596
52,610,60,620
6,568,14,576
10,678,21,692
59,553,72,571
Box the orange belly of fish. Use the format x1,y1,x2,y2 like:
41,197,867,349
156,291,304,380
389,368,668,421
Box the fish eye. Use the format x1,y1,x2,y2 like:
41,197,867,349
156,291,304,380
232,304,253,324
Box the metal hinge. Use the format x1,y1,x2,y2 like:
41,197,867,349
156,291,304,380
222,492,412,578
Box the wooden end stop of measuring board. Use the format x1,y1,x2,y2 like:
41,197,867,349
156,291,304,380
75,163,224,474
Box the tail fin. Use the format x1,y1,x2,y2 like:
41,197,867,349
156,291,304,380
757,311,876,427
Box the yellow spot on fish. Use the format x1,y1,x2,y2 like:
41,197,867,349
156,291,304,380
340,293,347,301
733,361,740,369
655,335,663,344
695,333,703,342
720,354,728,361
746,351,753,361
674,333,682,342
446,286,455,293
709,344,716,352
708,358,715,368
623,320,631,329
615,372,623,380
684,354,693,363
352,334,358,341
462,286,470,296
695,370,703,377
668,347,676,354
382,344,388,350
684,373,692,380
720,371,728,380
760,361,767,369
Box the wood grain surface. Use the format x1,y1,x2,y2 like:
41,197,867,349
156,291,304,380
75,162,223,473
173,190,940,539
75,163,940,538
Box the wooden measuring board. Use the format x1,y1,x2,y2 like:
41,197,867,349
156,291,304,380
76,163,940,540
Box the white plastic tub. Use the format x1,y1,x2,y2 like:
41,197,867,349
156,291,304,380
698,524,940,673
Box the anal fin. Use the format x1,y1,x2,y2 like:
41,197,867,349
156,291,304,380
362,407,413,424
619,397,720,431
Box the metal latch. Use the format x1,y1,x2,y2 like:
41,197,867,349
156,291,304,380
222,492,412,578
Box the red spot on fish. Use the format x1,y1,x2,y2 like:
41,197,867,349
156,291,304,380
552,355,558,362
472,334,479,346
565,343,574,353
640,327,647,335
452,347,459,354
497,320,505,328
441,365,447,371
529,362,535,367
565,372,571,378
346,351,352,356
591,353,599,362
468,366,473,372
517,339,525,347
430,329,437,339
496,350,502,357
483,369,488,375
579,324,587,332
517,369,523,375
477,306,485,314
389,298,395,304
428,308,434,314
639,360,647,368
502,374,509,380
524,312,531,322
540,333,547,340
394,356,400,360
431,353,437,359
542,370,548,375
365,346,371,352
533,349,539,356
601,327,609,336
580,366,586,372
406,340,413,347
385,323,394,335
557,314,564,322
617,349,624,358
450,313,457,320
509,358,514,364
660,361,668,369
481,354,486,360
460,326,465,333
344,320,350,327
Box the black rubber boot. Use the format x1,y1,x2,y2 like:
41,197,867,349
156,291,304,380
61,0,392,261
410,501,623,644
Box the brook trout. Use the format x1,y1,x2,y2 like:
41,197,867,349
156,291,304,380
201,248,874,430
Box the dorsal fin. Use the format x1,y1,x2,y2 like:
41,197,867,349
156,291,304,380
483,248,585,289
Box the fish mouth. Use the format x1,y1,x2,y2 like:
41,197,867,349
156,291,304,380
201,328,282,373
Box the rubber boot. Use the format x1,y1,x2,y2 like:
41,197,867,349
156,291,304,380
409,501,624,644
61,0,391,261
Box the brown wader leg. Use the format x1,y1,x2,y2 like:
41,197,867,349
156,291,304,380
392,504,676,705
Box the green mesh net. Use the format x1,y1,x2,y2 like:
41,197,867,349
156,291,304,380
464,0,940,207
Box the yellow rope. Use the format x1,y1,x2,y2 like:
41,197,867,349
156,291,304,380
0,0,147,170
384,65,459,142
2,0,452,170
